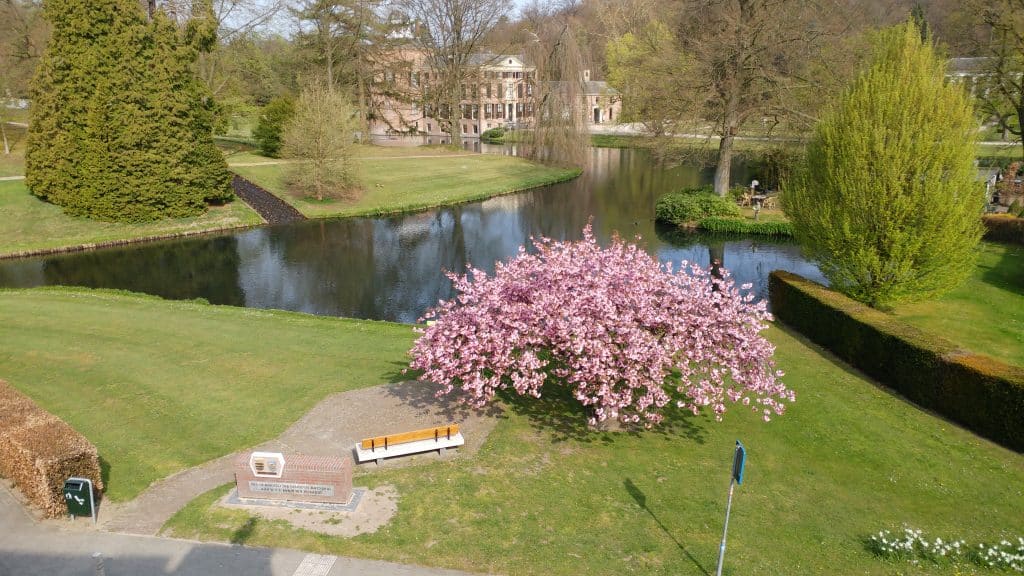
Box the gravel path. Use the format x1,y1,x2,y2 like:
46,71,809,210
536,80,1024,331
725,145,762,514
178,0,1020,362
231,174,306,225
95,380,499,536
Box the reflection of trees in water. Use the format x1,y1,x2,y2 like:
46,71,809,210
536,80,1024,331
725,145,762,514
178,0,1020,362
0,148,812,320
236,220,382,317
38,236,245,305
654,226,825,305
0,259,46,287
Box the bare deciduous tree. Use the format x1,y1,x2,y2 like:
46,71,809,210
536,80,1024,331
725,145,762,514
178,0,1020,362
523,3,588,167
677,0,838,195
607,0,845,196
965,0,1024,159
292,0,397,134
397,0,508,136
157,0,287,97
0,0,47,155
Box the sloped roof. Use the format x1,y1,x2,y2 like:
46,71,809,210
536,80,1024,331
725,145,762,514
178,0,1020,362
584,80,619,96
468,53,526,67
949,57,989,74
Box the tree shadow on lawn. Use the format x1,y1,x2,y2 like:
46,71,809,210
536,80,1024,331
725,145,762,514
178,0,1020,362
230,517,258,545
384,376,504,422
99,455,111,491
381,362,417,384
499,384,707,445
981,243,1024,297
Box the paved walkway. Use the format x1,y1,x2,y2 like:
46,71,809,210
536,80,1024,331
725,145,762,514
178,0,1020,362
0,380,498,575
0,479,480,576
99,381,498,536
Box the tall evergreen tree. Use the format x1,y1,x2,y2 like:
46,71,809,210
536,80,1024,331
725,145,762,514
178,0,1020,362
784,22,983,308
26,0,231,222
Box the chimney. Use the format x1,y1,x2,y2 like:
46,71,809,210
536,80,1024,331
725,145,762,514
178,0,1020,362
583,69,591,82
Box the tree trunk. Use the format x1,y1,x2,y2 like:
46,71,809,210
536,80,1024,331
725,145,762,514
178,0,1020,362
1017,105,1024,161
357,75,368,140
1,121,9,155
709,241,725,289
326,49,334,89
713,130,735,197
450,80,460,143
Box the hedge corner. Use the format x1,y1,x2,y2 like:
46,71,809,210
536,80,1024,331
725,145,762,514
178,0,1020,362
0,380,104,518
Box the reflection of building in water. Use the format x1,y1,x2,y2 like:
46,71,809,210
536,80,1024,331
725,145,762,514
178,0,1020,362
393,211,435,242
587,146,621,181
370,48,620,138
479,191,530,214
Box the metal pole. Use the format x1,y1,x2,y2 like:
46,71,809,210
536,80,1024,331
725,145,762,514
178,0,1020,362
92,552,106,576
715,479,736,576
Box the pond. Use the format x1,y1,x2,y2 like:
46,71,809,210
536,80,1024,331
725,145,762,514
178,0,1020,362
0,146,825,322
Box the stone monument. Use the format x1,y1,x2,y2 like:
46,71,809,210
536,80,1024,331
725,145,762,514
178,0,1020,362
234,451,353,505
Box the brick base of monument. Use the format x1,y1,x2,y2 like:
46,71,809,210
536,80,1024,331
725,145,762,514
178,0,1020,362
234,453,353,505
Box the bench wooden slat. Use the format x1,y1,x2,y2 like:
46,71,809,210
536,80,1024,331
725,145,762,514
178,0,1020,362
360,424,460,451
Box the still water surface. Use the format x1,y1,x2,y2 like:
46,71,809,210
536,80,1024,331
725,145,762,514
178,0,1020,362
0,147,824,322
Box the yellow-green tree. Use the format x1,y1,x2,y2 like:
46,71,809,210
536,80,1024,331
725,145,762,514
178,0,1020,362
282,82,359,202
784,22,984,308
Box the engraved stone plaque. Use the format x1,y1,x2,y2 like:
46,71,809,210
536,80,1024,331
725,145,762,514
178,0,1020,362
235,453,352,504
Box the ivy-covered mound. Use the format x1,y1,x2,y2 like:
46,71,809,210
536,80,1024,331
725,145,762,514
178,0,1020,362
25,0,233,222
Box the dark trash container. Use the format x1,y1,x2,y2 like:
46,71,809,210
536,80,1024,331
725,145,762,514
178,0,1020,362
63,477,95,521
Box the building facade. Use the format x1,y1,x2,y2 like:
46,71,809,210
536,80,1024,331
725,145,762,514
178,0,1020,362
369,52,620,138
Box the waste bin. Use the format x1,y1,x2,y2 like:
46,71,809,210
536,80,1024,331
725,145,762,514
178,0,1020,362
63,477,95,522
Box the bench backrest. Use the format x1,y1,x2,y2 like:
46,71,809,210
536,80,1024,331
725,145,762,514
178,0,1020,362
360,424,460,451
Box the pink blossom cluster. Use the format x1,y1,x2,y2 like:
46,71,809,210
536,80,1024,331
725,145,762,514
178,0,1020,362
407,225,794,427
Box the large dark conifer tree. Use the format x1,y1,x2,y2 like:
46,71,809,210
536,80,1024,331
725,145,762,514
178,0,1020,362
26,0,231,222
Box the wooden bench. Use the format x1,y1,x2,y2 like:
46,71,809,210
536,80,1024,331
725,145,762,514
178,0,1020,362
353,424,464,464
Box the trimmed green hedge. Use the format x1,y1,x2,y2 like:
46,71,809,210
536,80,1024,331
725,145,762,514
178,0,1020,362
983,215,1024,245
698,217,794,236
655,188,741,226
770,270,1024,452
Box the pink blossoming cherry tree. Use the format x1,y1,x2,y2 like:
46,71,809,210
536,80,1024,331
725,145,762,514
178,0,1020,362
408,226,794,427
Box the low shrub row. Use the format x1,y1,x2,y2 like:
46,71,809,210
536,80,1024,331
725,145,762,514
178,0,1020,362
0,380,104,517
976,155,1016,170
769,271,1024,452
698,217,794,236
480,126,506,143
982,215,1024,245
655,187,741,226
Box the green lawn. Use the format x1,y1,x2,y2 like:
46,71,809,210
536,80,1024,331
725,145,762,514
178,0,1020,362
893,241,1024,367
0,288,415,501
164,324,1024,576
0,122,27,176
0,180,263,258
0,143,576,256
738,206,788,223
224,145,464,167
232,149,581,219
0,153,24,177
3,287,1021,574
